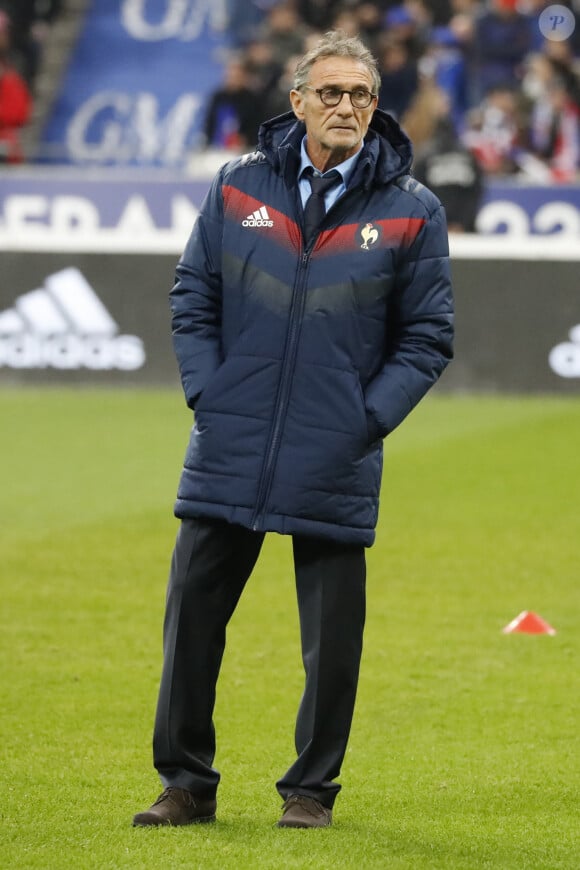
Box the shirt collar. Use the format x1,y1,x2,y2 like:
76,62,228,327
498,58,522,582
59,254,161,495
298,136,363,187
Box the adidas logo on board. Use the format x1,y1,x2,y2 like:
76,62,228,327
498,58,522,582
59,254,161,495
242,205,274,227
0,267,145,371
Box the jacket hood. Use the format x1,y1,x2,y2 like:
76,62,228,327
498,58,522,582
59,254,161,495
257,109,413,188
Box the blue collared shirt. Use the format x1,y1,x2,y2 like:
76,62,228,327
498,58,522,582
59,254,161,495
298,137,363,212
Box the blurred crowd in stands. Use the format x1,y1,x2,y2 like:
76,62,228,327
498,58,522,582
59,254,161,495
0,0,62,162
204,0,580,207
1,0,579,212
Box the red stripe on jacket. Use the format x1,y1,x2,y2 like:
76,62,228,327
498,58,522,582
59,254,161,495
314,217,426,255
222,185,301,252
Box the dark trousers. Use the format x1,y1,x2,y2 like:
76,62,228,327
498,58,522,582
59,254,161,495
153,517,366,808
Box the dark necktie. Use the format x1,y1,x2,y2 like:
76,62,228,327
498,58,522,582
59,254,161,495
303,168,341,243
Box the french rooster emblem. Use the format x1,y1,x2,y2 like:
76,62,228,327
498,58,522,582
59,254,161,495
360,222,379,250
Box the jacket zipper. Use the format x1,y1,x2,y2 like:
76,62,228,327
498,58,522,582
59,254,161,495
250,182,353,529
251,246,312,530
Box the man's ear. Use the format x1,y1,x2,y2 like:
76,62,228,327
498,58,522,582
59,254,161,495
290,89,305,121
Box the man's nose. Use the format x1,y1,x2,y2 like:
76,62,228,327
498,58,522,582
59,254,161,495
336,92,354,112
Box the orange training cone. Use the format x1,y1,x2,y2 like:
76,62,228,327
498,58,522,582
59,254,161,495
502,611,556,635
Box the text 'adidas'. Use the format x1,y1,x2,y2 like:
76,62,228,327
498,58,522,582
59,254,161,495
242,205,273,228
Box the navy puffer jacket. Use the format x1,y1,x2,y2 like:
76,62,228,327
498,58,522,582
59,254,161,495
171,110,454,546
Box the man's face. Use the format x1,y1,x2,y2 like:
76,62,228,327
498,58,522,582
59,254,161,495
290,56,378,170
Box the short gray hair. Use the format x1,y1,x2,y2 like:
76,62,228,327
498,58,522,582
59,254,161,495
294,30,380,95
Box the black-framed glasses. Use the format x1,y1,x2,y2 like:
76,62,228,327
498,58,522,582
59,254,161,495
303,85,377,109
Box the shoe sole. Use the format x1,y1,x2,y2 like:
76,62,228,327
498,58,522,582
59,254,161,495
277,819,331,829
133,814,216,827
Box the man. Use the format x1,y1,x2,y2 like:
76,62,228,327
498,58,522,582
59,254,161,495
134,30,453,830
202,58,261,151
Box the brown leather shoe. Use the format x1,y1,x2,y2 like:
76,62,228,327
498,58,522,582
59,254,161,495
132,787,216,827
277,795,332,828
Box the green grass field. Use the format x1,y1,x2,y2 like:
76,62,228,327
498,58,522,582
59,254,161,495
1,389,579,869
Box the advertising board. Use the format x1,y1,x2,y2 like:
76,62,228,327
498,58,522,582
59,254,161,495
1,171,579,247
0,241,578,393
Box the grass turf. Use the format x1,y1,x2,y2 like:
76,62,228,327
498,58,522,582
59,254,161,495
0,389,578,869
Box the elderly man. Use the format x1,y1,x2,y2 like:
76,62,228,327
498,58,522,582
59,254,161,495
134,30,453,830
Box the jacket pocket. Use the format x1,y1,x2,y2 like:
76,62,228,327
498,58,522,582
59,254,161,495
355,373,381,444
195,354,280,422
194,361,226,412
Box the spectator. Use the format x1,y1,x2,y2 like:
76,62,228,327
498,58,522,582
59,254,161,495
410,84,483,231
402,76,445,152
243,38,282,99
406,0,435,31
383,4,426,58
422,25,469,132
259,3,309,66
462,84,524,175
262,53,302,120
202,59,261,150
543,38,580,108
330,8,361,38
377,35,419,119
354,3,385,57
525,55,580,181
0,10,32,163
226,0,279,49
470,0,533,102
0,0,62,85
536,77,580,180
447,8,477,46
428,0,455,25
295,0,342,31
450,0,480,14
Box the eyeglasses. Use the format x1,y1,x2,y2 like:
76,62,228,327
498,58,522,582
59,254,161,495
302,85,377,109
